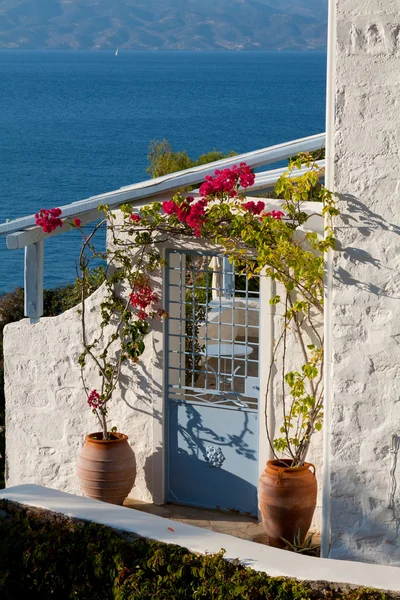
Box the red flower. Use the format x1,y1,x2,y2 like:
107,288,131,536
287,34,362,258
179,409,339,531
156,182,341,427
73,218,82,227
130,279,158,320
88,390,101,410
35,208,63,233
137,310,148,321
199,163,255,199
130,213,141,222
162,200,178,215
199,179,214,197
186,198,208,237
177,203,191,222
243,200,265,215
265,210,285,221
238,162,256,188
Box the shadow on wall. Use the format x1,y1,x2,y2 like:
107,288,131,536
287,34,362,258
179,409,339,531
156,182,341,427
329,466,400,565
174,402,257,462
144,445,258,516
334,194,400,298
330,195,400,565
119,335,163,425
145,401,259,515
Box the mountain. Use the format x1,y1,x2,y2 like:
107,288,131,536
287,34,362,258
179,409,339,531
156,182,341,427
0,0,328,51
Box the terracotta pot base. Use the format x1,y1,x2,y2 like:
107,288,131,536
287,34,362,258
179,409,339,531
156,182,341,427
77,432,136,505
258,459,317,548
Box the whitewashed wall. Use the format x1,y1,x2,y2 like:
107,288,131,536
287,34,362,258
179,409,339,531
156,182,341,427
329,0,400,565
4,281,164,503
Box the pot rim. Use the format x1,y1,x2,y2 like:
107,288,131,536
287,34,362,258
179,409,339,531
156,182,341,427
266,458,314,473
85,432,129,444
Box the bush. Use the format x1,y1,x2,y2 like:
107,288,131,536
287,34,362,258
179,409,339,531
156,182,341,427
0,505,391,600
43,266,106,315
146,139,236,179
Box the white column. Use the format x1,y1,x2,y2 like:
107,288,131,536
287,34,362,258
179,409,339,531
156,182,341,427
258,273,276,485
329,0,400,565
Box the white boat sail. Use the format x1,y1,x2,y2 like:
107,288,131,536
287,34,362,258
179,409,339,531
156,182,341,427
115,48,119,56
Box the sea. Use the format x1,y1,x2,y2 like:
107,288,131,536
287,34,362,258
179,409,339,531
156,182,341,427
0,50,327,294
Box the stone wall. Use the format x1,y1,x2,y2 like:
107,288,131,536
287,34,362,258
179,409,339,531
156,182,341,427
330,0,400,565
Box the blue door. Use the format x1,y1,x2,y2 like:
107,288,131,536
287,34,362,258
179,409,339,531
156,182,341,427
165,250,260,515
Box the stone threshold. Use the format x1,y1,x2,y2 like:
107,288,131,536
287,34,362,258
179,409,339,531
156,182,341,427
124,497,321,548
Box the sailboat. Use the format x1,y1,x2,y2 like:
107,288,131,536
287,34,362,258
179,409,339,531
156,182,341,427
115,48,119,56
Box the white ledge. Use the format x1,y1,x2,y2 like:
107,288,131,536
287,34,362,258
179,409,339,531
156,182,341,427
1,485,399,592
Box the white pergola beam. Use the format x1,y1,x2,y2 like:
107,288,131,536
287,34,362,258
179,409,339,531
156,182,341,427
0,133,325,242
7,210,100,250
243,160,325,193
6,194,168,251
5,159,325,251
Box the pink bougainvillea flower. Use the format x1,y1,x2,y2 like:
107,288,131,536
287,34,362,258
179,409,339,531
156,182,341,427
136,310,148,321
163,195,208,236
177,203,191,222
130,213,141,222
35,208,63,233
162,200,179,215
237,162,255,188
130,278,158,320
186,198,208,237
199,163,255,199
199,178,214,197
265,210,285,220
243,200,265,215
87,389,101,410
73,218,82,227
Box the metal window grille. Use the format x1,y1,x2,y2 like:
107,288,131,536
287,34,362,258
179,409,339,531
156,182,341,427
166,249,260,413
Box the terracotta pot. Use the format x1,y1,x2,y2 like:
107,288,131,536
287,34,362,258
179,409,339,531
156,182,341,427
77,432,136,505
258,459,317,548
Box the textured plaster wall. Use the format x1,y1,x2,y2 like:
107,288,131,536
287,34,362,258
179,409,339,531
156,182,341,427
330,0,400,565
4,281,164,503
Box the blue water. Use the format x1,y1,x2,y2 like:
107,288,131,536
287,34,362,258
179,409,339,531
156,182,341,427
0,50,326,293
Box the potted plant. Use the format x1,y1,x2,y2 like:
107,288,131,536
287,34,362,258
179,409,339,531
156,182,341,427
257,155,337,548
73,212,166,505
35,209,162,505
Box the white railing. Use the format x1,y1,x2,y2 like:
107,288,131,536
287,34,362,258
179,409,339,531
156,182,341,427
0,133,325,320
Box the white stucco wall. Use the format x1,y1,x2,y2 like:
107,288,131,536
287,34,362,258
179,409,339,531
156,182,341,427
4,280,164,504
329,0,400,565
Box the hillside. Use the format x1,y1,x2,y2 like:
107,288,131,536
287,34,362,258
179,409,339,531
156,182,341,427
0,0,328,51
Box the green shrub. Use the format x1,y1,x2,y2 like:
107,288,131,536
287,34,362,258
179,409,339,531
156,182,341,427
146,139,236,179
288,148,325,165
43,265,106,314
0,506,392,600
